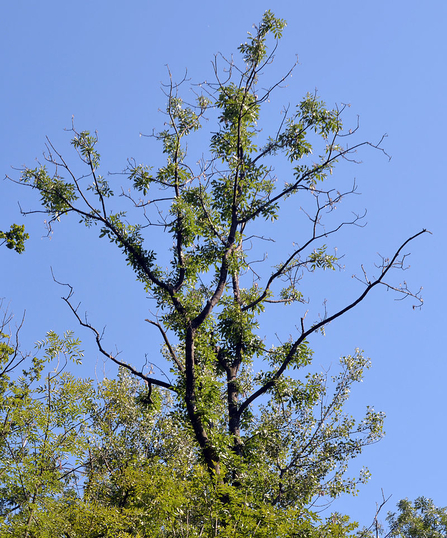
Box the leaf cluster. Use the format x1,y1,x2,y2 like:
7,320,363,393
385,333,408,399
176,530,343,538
0,224,29,254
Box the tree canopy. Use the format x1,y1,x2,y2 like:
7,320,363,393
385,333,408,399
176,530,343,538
2,10,429,537
386,497,447,538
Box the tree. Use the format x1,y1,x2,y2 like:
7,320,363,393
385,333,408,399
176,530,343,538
385,497,447,538
0,354,360,536
6,10,427,535
0,307,89,535
359,496,447,538
0,305,360,536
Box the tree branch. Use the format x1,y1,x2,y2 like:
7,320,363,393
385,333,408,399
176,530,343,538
238,229,429,417
145,318,184,373
52,273,176,392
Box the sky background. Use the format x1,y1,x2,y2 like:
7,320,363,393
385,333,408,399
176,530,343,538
1,0,445,528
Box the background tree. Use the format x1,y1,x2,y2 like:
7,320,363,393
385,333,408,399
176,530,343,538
5,10,427,535
385,497,447,538
0,307,88,535
358,496,447,538
2,317,441,536
0,310,362,536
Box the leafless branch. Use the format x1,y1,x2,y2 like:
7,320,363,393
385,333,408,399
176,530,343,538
50,270,176,392
238,229,429,417
145,318,184,373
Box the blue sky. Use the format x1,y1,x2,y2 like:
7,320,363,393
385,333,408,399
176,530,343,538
1,0,446,527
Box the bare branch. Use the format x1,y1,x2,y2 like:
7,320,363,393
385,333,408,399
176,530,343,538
238,229,429,416
145,318,184,373
51,271,176,392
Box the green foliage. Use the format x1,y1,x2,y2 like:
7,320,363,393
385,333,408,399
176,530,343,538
0,341,365,536
0,315,426,536
4,9,427,537
386,497,447,538
21,166,78,218
238,10,286,65
128,163,153,196
71,130,101,169
0,224,29,254
0,322,91,535
309,245,337,271
35,330,84,365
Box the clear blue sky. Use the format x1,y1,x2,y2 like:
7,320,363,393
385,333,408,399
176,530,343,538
1,0,446,527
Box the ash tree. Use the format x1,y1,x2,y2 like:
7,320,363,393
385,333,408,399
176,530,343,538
385,497,447,538
358,496,447,538
9,10,427,528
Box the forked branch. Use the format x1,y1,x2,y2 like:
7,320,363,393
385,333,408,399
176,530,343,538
238,229,429,417
52,272,176,392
